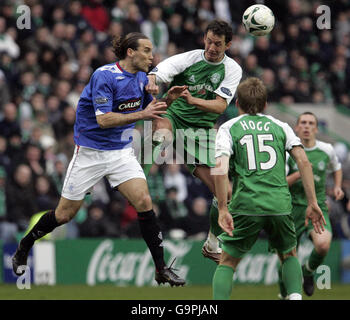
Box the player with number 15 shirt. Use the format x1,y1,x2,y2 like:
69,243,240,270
217,112,301,216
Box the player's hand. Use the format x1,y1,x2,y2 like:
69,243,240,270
180,89,195,104
218,209,234,237
146,75,159,95
142,98,167,120
167,85,188,102
334,186,344,201
305,202,326,234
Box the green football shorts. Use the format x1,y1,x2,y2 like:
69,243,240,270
163,111,216,174
218,214,297,258
292,203,332,243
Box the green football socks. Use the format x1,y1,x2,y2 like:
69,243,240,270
277,263,288,298
303,249,325,276
281,256,302,296
213,265,234,300
209,197,222,237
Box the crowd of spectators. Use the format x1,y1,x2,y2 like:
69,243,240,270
0,0,350,242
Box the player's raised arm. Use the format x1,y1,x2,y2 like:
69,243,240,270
290,146,326,233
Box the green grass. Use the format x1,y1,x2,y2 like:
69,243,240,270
1,284,350,300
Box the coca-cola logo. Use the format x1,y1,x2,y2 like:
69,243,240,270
86,240,191,286
118,99,142,112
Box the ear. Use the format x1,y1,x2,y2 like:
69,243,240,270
126,47,134,57
225,41,232,50
263,102,267,111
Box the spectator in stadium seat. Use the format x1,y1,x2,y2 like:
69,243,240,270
81,0,110,32
6,163,38,231
141,6,169,56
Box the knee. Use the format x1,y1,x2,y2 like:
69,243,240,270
55,209,76,225
279,248,297,262
315,241,330,256
135,193,152,212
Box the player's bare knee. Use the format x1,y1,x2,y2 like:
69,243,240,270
135,193,152,212
55,208,77,224
315,241,330,256
279,248,297,262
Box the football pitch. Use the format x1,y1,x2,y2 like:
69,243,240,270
1,283,350,300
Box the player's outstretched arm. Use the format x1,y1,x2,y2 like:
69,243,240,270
180,90,227,114
145,74,159,95
96,99,167,128
290,146,326,233
333,169,344,201
214,155,234,236
157,85,188,107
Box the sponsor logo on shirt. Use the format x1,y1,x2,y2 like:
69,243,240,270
118,98,142,111
220,87,232,96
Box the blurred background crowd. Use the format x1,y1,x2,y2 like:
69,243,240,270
0,0,350,243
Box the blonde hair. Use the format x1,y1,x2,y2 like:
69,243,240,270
237,77,267,115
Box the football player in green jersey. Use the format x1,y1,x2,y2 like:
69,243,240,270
212,78,326,300
145,19,242,263
277,112,344,298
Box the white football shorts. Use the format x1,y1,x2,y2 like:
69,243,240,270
61,145,146,200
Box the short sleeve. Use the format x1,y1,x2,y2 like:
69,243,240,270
283,123,302,151
215,123,234,158
328,146,342,172
91,71,114,115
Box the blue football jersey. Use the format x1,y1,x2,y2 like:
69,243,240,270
74,62,153,150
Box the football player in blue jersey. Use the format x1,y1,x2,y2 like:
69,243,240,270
12,32,186,286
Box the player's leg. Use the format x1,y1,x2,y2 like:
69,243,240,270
301,205,332,296
12,197,83,275
213,251,241,300
277,205,305,299
213,215,262,299
12,145,94,276
193,165,232,263
117,177,185,286
268,215,302,300
278,248,303,300
302,229,332,296
143,117,173,176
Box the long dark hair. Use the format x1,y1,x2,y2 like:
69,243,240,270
111,32,149,60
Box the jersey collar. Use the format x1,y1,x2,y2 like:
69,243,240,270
116,62,136,76
201,50,226,65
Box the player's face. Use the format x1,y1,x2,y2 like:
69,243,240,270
132,39,154,72
295,114,318,141
204,31,230,63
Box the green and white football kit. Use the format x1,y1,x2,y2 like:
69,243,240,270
148,49,242,173
215,113,302,257
286,140,341,240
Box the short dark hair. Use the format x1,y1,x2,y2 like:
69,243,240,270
111,32,149,60
237,77,267,115
205,19,233,44
297,112,318,126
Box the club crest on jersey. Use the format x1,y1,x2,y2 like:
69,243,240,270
95,97,109,104
318,161,325,171
118,98,142,111
210,73,221,84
